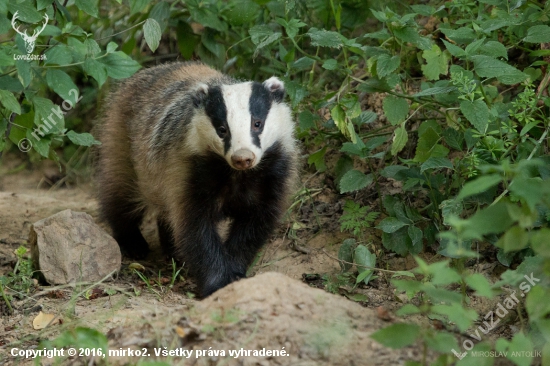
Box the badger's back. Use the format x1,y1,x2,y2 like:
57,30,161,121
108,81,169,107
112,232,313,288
98,62,235,210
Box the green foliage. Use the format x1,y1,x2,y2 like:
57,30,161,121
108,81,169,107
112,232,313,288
0,246,35,313
335,238,377,288
339,200,379,237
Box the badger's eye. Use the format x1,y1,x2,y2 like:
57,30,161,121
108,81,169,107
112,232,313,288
218,126,227,135
252,119,262,129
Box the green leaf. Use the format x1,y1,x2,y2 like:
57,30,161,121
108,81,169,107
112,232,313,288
129,0,148,15
37,0,53,11
75,0,98,17
307,147,326,172
465,273,493,298
44,44,73,66
338,239,355,272
106,42,118,53
66,131,101,147
376,54,400,78
530,229,550,257
144,18,161,52
248,25,282,57
33,96,64,133
396,304,420,316
15,60,32,88
526,286,550,320
276,18,306,39
339,169,373,193
393,26,431,50
439,27,476,44
408,225,422,247
99,52,141,79
457,174,501,200
471,55,527,85
461,202,514,239
442,40,466,57
413,86,457,97
421,45,448,81
524,25,550,43
460,99,489,133
420,157,453,173
46,69,78,102
371,323,420,349
480,41,508,59
344,292,369,302
383,96,408,125
249,25,272,44
506,333,533,366
149,1,171,31
26,129,50,157
8,1,42,22
322,59,338,70
188,1,227,32
425,332,459,353
496,226,529,253
0,90,21,114
354,245,376,284
377,217,408,234
413,127,448,163
83,58,107,87
391,125,408,155
307,28,343,48
391,270,415,278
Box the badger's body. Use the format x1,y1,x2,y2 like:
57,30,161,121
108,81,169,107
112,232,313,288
97,62,298,297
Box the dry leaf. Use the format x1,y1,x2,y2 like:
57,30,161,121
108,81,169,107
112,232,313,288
33,311,59,330
175,326,186,338
128,263,146,271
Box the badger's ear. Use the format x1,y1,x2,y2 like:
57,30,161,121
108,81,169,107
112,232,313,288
263,77,285,103
192,82,209,108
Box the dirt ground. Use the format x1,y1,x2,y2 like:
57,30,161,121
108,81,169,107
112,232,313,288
0,156,529,366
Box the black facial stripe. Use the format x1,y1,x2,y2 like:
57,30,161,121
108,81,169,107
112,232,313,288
249,82,272,148
204,86,231,154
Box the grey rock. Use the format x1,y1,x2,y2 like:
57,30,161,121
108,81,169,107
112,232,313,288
29,209,120,285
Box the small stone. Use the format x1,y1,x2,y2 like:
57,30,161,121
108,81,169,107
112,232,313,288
29,209,120,285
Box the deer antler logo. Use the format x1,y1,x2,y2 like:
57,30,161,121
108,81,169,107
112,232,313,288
11,11,49,54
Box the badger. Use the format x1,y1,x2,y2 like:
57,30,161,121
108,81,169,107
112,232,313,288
96,62,298,297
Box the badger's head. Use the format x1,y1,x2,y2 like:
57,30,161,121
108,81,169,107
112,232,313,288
191,77,294,170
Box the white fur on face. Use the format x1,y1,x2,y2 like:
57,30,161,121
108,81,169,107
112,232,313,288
186,80,296,169
221,83,263,168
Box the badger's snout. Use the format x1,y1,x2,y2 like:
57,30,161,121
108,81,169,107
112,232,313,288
231,149,256,170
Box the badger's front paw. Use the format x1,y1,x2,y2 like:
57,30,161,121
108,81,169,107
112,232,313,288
200,270,246,298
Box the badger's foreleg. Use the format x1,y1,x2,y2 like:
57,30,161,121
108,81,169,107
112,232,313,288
173,212,240,298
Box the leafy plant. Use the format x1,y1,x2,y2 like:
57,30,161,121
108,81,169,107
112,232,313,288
0,246,36,313
339,200,379,238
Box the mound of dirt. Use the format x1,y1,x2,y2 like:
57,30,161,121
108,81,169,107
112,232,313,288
102,272,426,366
193,272,422,365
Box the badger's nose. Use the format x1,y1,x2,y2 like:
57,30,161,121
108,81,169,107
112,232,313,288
231,149,255,170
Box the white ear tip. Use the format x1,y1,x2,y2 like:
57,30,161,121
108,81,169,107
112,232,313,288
264,77,284,91
195,82,209,94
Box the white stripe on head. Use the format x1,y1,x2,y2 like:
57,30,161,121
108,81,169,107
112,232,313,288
221,82,262,168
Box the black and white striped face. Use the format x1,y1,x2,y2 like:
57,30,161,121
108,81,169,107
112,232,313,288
193,77,294,170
